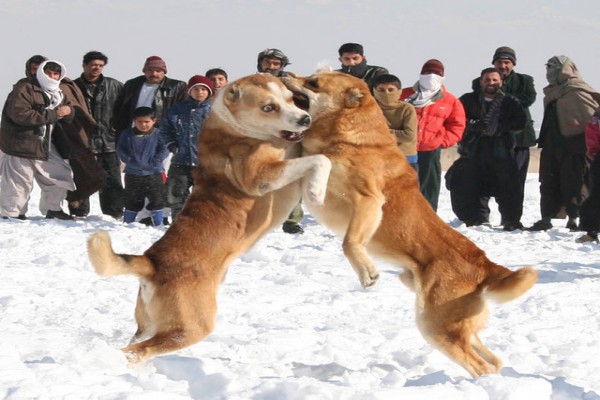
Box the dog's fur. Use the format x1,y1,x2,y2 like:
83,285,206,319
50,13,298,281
283,71,537,377
87,74,331,363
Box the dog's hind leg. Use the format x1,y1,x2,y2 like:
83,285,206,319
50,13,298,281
128,288,154,345
342,195,384,288
122,327,210,364
471,333,503,373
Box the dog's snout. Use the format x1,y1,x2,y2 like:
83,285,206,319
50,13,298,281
298,114,311,127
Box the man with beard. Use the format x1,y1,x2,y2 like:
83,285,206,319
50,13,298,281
471,47,536,225
336,42,388,92
447,67,527,231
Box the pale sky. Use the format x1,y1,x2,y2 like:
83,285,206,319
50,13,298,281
1,0,598,127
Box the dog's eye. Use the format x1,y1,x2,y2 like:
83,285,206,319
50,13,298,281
261,104,277,112
307,79,319,89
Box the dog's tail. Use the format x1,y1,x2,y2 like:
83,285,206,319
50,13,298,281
484,264,537,303
87,231,154,279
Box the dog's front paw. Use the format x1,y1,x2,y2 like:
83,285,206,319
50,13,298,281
305,156,331,205
360,271,380,288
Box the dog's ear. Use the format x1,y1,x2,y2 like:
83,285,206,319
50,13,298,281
345,87,365,108
224,83,241,104
315,65,333,73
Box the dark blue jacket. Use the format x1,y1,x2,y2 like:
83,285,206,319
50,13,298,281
116,127,169,176
158,98,211,166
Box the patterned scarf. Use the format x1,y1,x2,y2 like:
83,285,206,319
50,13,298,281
480,91,505,137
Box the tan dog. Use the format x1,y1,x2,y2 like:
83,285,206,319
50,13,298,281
87,74,331,363
283,71,537,377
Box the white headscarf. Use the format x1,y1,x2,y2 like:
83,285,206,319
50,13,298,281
36,60,66,110
406,74,445,108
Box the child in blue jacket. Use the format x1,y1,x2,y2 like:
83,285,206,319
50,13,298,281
116,106,169,226
159,75,213,221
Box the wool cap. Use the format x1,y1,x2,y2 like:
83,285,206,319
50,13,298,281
492,46,517,66
187,75,214,96
420,59,444,77
143,56,167,73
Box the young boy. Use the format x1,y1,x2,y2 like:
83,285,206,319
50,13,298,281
372,74,418,170
159,75,213,222
116,106,169,226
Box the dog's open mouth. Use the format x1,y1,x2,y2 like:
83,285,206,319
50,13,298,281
280,131,305,142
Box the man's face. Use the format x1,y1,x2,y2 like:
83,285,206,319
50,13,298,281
481,72,503,95
259,57,283,73
44,69,61,81
208,74,228,91
133,115,156,133
82,60,105,81
144,67,165,84
339,52,365,67
30,63,40,77
493,59,514,77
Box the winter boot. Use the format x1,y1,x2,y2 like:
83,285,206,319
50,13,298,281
150,209,164,227
123,210,138,224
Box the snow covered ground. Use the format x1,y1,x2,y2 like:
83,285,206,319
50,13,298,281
1,174,599,400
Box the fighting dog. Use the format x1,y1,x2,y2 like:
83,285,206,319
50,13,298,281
87,74,331,363
283,71,537,377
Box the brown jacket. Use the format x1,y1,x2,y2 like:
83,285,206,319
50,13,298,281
374,90,418,161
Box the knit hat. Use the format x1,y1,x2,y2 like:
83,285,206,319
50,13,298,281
187,75,214,96
143,56,167,73
492,46,517,66
420,59,444,77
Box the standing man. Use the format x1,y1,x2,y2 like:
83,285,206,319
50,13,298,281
471,46,537,224
256,48,303,234
449,67,527,231
0,60,76,220
402,59,466,211
528,56,600,231
114,56,187,225
336,42,388,91
72,51,124,218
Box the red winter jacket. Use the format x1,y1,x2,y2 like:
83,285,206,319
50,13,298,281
401,86,466,152
585,107,600,158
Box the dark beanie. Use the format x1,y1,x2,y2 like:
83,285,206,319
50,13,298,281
187,75,214,96
492,46,517,66
143,56,167,73
420,59,445,77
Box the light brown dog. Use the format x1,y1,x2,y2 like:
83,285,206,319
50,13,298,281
87,74,331,363
283,71,537,377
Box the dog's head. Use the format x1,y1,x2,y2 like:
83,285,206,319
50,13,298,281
211,73,311,143
282,71,375,119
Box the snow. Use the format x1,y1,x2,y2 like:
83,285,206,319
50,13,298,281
1,175,599,400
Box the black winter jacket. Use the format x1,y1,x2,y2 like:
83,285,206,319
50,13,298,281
471,71,537,147
114,75,187,132
75,74,123,154
458,92,527,159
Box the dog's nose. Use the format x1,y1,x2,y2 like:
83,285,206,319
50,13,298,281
298,114,311,127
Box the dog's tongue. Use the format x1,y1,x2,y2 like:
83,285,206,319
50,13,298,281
281,131,304,142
